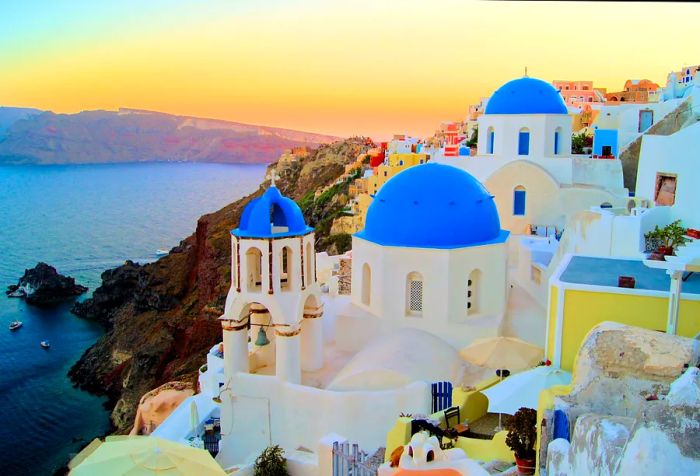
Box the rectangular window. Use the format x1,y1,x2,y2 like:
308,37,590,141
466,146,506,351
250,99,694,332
654,173,677,206
513,190,526,216
408,280,423,314
488,131,495,154
518,132,530,155
554,132,559,155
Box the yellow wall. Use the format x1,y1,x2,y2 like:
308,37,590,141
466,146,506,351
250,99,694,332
454,430,514,463
547,286,700,371
384,376,500,462
387,152,428,168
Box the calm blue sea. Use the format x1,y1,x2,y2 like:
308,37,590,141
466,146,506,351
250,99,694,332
0,162,266,475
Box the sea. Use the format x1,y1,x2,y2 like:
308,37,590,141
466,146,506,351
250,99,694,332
0,162,266,475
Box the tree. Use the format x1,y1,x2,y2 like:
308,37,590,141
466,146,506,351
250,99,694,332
571,132,588,154
466,126,478,147
254,445,289,476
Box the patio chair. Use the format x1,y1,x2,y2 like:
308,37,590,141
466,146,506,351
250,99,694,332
444,406,470,437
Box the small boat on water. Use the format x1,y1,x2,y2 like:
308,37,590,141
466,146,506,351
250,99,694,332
156,249,169,257
40,340,50,349
9,321,23,331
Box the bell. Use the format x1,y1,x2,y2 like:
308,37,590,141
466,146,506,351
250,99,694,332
212,395,222,404
255,327,270,346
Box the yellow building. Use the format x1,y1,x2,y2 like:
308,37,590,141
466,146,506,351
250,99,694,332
546,254,700,371
353,152,429,228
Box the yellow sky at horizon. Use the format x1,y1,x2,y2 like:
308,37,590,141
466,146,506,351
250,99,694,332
1,0,698,139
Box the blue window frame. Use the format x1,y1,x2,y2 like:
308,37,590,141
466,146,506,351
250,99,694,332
518,131,530,155
554,131,560,155
488,131,495,154
513,188,526,215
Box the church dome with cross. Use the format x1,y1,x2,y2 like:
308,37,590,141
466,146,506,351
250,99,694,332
356,163,508,249
485,76,568,115
232,180,312,239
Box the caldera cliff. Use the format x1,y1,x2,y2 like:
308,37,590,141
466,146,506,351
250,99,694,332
68,137,372,431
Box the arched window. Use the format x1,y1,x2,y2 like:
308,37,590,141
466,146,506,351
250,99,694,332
280,246,293,291
487,127,495,154
406,271,424,316
467,269,481,315
246,247,263,292
361,263,371,306
554,127,561,155
513,186,526,216
518,128,530,155
305,242,313,285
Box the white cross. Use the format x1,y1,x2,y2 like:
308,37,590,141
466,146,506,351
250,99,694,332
267,169,278,187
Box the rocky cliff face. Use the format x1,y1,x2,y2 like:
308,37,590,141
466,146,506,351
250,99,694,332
68,137,372,432
0,107,338,165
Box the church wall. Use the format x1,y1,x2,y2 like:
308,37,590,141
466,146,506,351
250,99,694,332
348,237,506,350
217,374,430,468
484,161,626,234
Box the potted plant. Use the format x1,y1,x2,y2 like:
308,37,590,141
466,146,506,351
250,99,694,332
505,407,537,475
645,220,689,259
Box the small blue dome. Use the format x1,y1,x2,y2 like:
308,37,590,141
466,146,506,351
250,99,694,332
232,186,312,238
485,77,568,115
356,163,508,249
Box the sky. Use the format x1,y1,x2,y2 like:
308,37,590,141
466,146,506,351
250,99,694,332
1,0,699,139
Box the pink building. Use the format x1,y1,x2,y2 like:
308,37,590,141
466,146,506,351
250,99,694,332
552,80,606,108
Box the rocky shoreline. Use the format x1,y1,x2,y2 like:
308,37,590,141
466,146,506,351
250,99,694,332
6,262,88,306
67,138,371,432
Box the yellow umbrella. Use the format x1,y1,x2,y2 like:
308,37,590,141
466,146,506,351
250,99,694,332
459,336,543,371
70,436,226,476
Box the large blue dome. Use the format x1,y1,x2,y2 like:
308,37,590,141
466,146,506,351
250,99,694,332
233,186,312,238
485,77,568,115
356,163,508,249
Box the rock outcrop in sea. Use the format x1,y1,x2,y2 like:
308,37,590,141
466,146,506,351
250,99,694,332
6,262,88,306
68,137,372,432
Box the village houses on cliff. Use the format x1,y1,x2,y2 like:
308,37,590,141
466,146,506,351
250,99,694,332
84,66,700,476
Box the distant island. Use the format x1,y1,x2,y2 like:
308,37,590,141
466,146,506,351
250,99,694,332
0,107,339,165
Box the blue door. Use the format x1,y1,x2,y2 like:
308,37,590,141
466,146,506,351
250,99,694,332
639,110,653,132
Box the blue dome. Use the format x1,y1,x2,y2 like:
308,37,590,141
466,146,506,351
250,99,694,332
232,186,312,238
485,77,568,115
356,163,508,249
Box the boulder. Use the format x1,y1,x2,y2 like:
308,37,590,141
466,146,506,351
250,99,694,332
6,262,87,306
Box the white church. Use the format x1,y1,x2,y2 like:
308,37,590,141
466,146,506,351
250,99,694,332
194,154,520,469
436,76,629,234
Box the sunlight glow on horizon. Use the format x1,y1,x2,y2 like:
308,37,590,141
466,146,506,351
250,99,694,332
1,0,699,139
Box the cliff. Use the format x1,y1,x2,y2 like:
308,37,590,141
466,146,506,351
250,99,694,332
0,107,338,165
68,137,373,432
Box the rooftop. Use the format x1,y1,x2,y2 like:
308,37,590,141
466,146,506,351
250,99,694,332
559,256,700,295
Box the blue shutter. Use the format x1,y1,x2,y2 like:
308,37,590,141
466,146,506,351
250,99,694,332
554,131,559,155
514,190,526,215
518,132,530,155
488,131,495,154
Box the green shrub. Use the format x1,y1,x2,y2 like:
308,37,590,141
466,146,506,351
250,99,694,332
254,445,289,476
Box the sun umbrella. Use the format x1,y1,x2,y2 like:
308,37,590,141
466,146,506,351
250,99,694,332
70,435,226,476
459,336,543,371
190,399,199,435
482,366,572,416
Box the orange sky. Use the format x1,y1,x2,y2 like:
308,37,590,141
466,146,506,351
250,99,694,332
1,0,699,139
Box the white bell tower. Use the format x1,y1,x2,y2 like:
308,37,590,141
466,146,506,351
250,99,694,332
219,178,324,387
